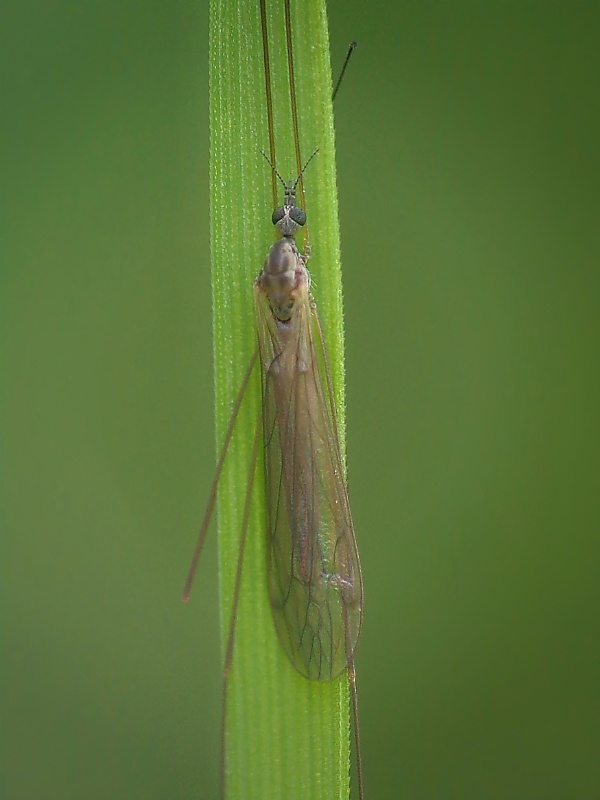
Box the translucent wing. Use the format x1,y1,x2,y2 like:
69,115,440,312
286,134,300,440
254,269,362,681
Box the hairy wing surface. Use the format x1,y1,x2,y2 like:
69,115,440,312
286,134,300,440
255,283,362,681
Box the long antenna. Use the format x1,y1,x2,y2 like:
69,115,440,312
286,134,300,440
260,0,277,208
283,0,311,251
332,41,357,102
284,0,304,191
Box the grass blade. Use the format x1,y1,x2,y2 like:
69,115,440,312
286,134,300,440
209,1,350,797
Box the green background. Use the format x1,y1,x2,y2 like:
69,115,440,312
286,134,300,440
4,2,599,799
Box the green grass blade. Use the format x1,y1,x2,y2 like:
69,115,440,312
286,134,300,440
209,1,350,798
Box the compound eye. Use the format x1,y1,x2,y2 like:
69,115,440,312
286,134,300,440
289,206,306,227
272,206,285,225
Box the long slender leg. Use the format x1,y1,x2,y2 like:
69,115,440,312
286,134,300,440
348,658,365,800
182,346,259,602
220,411,263,799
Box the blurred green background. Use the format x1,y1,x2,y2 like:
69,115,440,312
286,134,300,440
4,1,600,798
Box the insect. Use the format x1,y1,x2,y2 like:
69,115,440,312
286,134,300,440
254,147,363,683
183,1,363,797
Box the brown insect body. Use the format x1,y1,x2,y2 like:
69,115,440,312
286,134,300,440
254,189,362,681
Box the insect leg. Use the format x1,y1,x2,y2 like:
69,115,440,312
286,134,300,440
220,409,262,799
182,346,259,602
